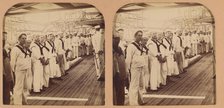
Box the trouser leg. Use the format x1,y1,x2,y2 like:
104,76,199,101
86,46,89,55
129,67,143,105
3,76,11,105
13,70,27,105
114,73,125,105
58,55,65,75
43,65,50,87
176,52,184,73
161,62,167,85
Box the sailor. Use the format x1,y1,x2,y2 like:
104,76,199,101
40,35,51,90
91,25,105,81
69,34,74,59
85,34,91,56
184,31,192,58
204,32,210,53
11,33,30,104
141,36,150,93
191,31,198,56
55,33,66,76
30,35,45,93
64,34,72,60
147,33,161,91
24,39,32,95
208,31,213,51
71,33,78,58
126,30,145,105
79,33,85,56
173,30,186,73
46,34,61,80
157,33,168,86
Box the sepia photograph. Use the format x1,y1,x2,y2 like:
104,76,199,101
2,3,105,105
113,2,215,105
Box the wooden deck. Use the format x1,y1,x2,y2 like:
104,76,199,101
27,55,105,105
125,53,215,105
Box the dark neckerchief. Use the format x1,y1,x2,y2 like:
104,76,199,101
152,40,161,53
142,45,149,54
157,40,167,49
16,44,31,58
47,41,56,53
60,38,65,50
165,38,173,51
177,36,183,47
131,41,144,55
40,42,50,52
35,42,44,55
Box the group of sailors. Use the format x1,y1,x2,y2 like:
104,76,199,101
3,25,105,105
113,28,213,105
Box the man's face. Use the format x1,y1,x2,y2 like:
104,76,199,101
157,34,162,40
19,35,27,45
40,36,46,43
165,31,170,37
50,35,55,41
135,32,143,42
169,33,173,39
141,38,148,46
152,33,157,40
35,36,40,43
25,41,31,48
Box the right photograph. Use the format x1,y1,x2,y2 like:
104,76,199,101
113,2,215,106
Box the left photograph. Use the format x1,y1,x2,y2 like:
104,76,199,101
2,3,105,105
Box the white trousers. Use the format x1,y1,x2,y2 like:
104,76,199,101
129,66,144,105
160,62,168,85
94,54,101,77
25,68,32,91
206,43,209,53
149,57,161,90
191,43,197,55
43,64,50,87
72,45,79,58
86,45,90,55
33,61,43,92
143,59,150,90
166,55,174,76
13,69,28,105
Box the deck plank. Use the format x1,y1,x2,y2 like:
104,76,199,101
124,53,215,105
27,55,105,105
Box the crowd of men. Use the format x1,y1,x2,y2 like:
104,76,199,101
113,28,213,105
3,25,105,105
